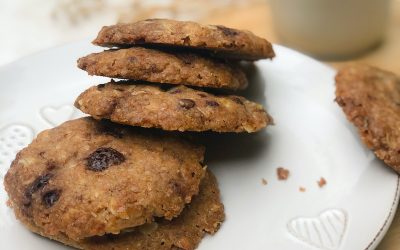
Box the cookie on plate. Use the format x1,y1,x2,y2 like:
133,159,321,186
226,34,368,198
4,117,206,241
335,64,400,173
74,82,272,133
92,19,275,61
78,47,248,90
42,170,224,250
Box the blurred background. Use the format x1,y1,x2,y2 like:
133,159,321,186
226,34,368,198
0,0,399,74
0,0,399,248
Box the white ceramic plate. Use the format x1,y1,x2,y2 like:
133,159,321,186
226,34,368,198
0,42,398,250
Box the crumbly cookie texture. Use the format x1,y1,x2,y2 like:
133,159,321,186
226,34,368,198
335,64,400,173
74,82,272,133
92,18,275,61
78,47,248,90
4,117,205,241
45,170,224,250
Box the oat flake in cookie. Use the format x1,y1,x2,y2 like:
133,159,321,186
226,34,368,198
335,64,400,173
4,117,206,241
92,18,275,61
78,47,248,90
74,82,273,133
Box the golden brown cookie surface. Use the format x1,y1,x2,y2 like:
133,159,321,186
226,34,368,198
78,47,248,90
92,19,275,61
4,117,205,241
74,82,272,133
64,170,224,250
335,65,400,173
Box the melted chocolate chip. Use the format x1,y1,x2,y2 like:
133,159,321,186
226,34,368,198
87,147,125,171
42,190,61,208
179,99,196,109
216,25,239,36
206,100,220,107
24,174,53,206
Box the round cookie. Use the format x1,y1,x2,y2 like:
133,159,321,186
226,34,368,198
335,64,400,173
92,19,275,61
78,47,248,90
4,117,206,241
74,82,273,133
37,170,224,250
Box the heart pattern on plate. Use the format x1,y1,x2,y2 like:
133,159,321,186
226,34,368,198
287,209,347,250
0,124,34,178
40,104,79,127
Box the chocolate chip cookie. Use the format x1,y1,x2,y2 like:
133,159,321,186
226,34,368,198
36,170,224,250
78,47,248,90
335,65,400,173
74,82,272,133
92,19,275,61
4,117,206,241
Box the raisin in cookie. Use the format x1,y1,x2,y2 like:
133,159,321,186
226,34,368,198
33,170,224,250
92,19,275,61
4,117,205,241
75,82,272,133
335,65,400,173
78,47,248,90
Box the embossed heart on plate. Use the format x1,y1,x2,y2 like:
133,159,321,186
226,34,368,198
40,104,79,127
0,124,34,178
287,209,348,250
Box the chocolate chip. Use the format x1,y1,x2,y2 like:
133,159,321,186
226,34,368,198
87,147,125,171
206,100,219,107
42,190,61,208
97,84,106,90
182,36,191,45
231,97,244,105
216,25,239,36
24,174,53,206
179,99,196,109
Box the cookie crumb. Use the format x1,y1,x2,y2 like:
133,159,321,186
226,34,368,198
261,178,268,185
299,187,306,192
317,177,327,188
277,167,290,180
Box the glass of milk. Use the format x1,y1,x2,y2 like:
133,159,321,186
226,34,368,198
269,0,390,59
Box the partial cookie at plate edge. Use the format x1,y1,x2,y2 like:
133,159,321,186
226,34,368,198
335,64,400,173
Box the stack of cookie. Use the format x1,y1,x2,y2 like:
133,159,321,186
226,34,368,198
4,19,274,250
75,19,274,133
